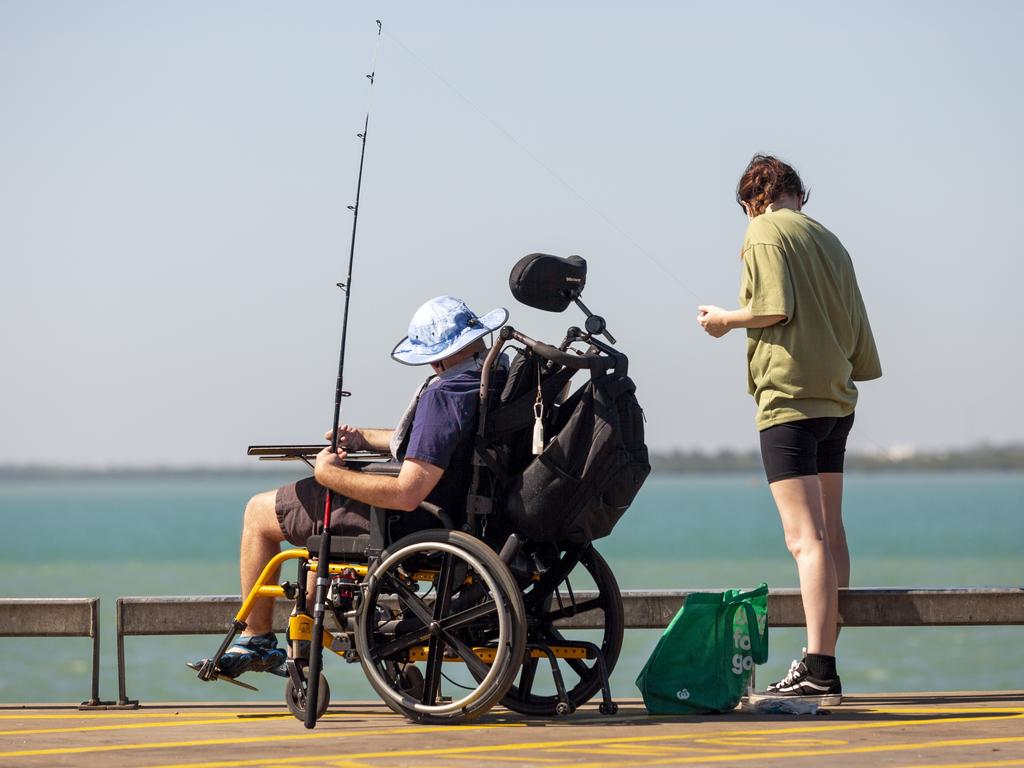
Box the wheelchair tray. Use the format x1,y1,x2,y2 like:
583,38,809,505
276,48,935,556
246,445,391,464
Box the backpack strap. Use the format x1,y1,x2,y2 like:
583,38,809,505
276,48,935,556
490,366,575,437
472,436,509,484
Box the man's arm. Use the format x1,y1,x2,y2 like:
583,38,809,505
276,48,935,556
697,305,786,338
324,425,395,452
313,449,442,512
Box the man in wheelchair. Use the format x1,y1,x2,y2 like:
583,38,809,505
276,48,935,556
193,255,648,726
192,294,509,680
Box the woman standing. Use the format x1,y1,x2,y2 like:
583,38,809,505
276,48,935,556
698,155,881,705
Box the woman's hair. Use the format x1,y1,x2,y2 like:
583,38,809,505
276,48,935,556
736,154,810,216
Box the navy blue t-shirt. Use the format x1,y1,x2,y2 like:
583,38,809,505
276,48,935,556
394,365,504,530
403,370,480,470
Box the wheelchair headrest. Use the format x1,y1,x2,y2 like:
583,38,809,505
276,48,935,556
509,253,587,312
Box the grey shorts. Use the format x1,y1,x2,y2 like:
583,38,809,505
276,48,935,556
275,476,371,546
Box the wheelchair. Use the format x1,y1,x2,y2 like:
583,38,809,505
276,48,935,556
195,254,649,726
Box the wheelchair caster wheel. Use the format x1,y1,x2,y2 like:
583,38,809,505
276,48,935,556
554,701,573,716
285,670,330,722
599,701,618,716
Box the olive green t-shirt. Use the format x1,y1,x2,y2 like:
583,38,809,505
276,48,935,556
739,209,881,430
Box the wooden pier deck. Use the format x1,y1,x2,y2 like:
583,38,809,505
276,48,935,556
2,692,1022,768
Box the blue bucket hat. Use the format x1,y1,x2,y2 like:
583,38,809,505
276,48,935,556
391,295,509,366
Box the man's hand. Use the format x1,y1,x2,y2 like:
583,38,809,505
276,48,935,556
698,305,731,338
323,424,368,451
314,446,348,484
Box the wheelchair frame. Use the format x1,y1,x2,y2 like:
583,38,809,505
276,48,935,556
195,323,628,725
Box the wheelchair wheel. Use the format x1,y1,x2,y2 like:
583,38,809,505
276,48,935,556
355,529,527,724
502,545,623,716
285,663,330,722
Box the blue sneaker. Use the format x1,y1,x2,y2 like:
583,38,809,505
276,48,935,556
195,633,288,679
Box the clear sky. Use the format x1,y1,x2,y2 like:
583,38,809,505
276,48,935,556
2,1,1021,466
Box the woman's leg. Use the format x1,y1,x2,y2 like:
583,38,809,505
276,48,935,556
819,473,849,587
769,475,839,657
819,472,848,641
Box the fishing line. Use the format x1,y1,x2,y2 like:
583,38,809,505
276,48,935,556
384,28,703,302
332,19,384,422
383,29,895,462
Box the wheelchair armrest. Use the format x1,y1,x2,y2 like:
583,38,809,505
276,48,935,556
357,463,452,528
360,461,402,476
417,501,454,530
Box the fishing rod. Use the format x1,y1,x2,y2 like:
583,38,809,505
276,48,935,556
304,19,383,730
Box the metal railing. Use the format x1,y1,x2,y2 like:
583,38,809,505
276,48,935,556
6,588,1022,706
111,587,1024,706
0,597,107,708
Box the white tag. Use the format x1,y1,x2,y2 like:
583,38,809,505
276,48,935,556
532,418,545,455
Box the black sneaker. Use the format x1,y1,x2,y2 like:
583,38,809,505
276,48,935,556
750,658,842,706
191,633,288,679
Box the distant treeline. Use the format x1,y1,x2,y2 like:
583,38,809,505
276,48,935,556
651,444,1024,474
0,465,308,480
1,444,1023,479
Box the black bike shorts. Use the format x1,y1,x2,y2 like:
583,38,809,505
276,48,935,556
759,413,855,483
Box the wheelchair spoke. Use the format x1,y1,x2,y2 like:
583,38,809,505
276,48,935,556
439,599,498,633
438,629,492,680
517,655,539,694
383,573,434,626
423,634,445,706
371,600,498,661
541,596,604,624
432,552,457,620
421,553,456,707
368,627,431,661
524,551,583,611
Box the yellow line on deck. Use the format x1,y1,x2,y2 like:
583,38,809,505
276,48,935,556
0,709,399,736
908,761,1024,768
0,716,273,736
868,707,1024,715
0,708,401,733
446,755,563,763
138,713,1024,768
546,734,1024,768
0,722,524,759
0,711,290,721
0,704,1017,722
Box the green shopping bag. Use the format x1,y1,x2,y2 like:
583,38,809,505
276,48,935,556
635,583,769,714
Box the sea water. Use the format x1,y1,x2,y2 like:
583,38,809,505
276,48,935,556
0,471,1021,703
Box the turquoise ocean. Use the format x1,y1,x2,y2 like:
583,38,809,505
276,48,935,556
1,471,1021,704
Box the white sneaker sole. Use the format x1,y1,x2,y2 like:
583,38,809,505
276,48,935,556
746,689,842,707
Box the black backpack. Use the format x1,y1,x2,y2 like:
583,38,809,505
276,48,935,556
493,352,650,543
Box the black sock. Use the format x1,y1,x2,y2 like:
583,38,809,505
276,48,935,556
804,653,837,679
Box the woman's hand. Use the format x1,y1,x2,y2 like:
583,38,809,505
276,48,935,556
323,424,367,451
698,305,731,338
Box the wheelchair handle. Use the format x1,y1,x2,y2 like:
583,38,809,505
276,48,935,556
477,324,627,434
499,326,622,373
